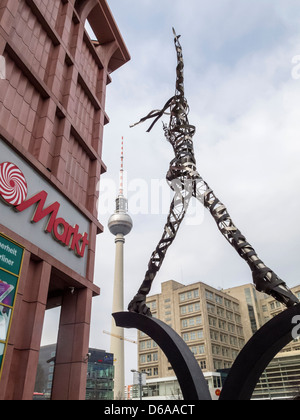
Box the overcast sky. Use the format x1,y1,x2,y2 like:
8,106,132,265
42,1,300,386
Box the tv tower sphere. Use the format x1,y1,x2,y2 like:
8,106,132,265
108,195,133,236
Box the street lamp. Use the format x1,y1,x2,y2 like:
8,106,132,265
131,369,149,400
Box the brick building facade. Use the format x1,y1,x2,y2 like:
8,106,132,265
0,0,129,399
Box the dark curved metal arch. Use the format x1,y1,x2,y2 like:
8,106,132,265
113,311,211,400
219,303,300,400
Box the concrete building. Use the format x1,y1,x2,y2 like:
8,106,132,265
137,280,300,400
0,0,129,400
252,350,300,400
224,283,266,341
225,284,300,348
138,280,245,379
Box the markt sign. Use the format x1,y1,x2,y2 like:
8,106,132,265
0,140,90,276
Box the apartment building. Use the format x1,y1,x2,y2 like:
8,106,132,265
225,283,300,350
137,280,300,400
138,280,246,378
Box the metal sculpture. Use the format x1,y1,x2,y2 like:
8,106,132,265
128,28,298,316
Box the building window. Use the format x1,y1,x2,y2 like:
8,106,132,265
149,301,157,310
180,302,200,315
199,360,206,369
217,307,224,317
207,302,215,313
210,330,219,341
193,289,199,298
190,345,205,355
194,302,200,312
183,330,203,342
213,376,222,388
213,360,222,370
235,314,242,324
224,299,232,309
205,290,214,301
179,289,199,303
182,319,188,328
230,336,238,346
208,316,217,327
181,316,202,329
232,302,239,312
198,345,205,354
226,311,233,320
220,333,228,343
215,295,223,305
222,347,230,357
218,320,226,330
212,345,221,355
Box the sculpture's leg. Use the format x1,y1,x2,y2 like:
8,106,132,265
128,182,192,315
193,177,298,307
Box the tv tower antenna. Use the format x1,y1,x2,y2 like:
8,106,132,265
108,136,133,399
119,136,124,196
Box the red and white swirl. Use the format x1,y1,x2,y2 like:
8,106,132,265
0,162,28,206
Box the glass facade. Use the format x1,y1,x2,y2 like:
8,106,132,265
86,361,114,400
34,345,114,400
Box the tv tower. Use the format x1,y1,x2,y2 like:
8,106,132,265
108,137,133,400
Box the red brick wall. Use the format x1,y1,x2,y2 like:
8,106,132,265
0,0,130,400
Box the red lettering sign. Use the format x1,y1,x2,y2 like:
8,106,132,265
0,162,89,258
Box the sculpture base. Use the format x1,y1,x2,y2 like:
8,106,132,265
113,311,211,400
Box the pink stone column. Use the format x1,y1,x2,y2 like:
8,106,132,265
51,287,93,400
0,257,51,400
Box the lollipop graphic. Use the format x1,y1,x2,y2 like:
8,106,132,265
0,162,28,206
